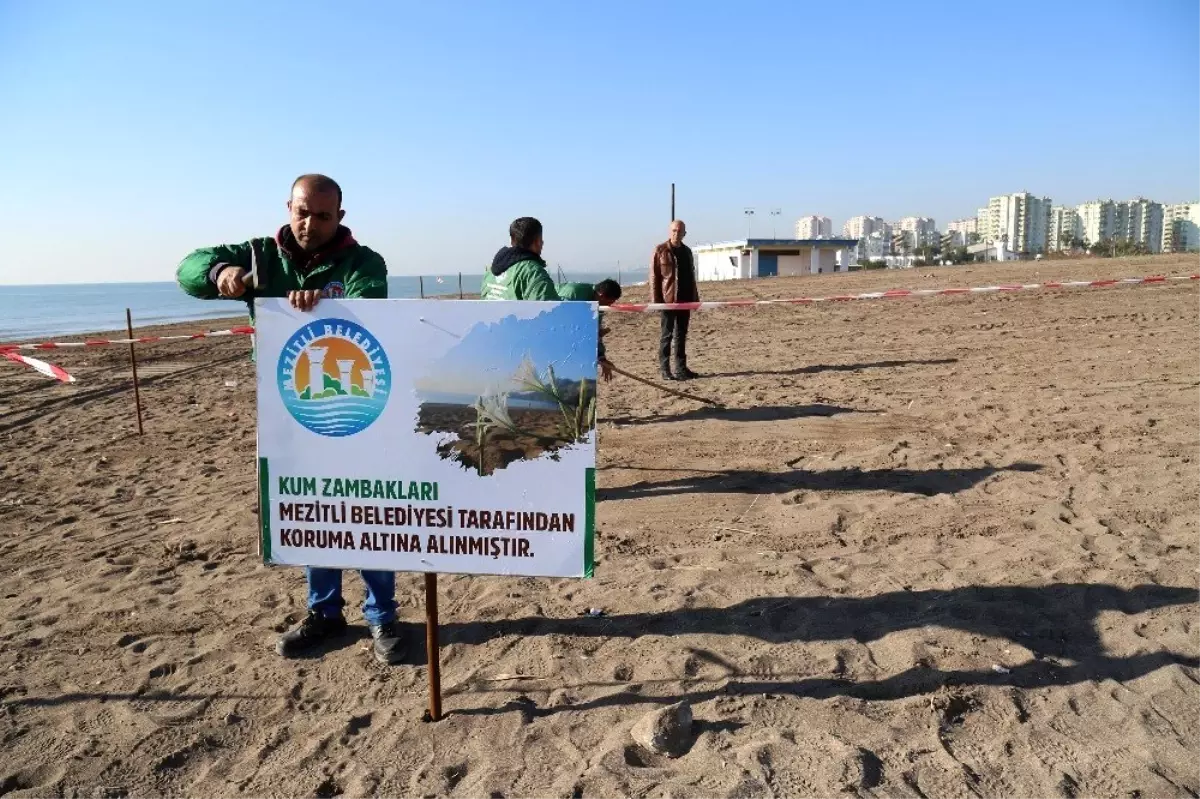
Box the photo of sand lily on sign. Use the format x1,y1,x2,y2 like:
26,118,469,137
414,304,599,476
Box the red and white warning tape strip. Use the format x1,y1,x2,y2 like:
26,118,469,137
0,325,254,383
605,273,1199,312
0,325,256,352
0,273,1195,383
2,351,77,383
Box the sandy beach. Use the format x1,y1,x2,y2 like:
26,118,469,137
1,255,1197,798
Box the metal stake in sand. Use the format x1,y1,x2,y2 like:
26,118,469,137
424,572,443,722
415,309,457,723
125,308,144,435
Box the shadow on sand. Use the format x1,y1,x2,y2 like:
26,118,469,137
702,357,959,380
606,403,873,427
441,582,1198,719
598,462,1043,500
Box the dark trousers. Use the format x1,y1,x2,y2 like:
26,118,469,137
659,310,691,370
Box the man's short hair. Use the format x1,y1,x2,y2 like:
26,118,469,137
292,174,343,205
509,217,543,249
595,279,622,300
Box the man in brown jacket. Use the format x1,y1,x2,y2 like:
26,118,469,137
650,219,700,380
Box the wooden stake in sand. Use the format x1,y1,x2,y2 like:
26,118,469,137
125,308,144,435
424,572,443,722
609,363,723,408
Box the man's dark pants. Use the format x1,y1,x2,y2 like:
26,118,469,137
659,310,691,372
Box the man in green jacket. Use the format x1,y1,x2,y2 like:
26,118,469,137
177,174,387,312
558,279,620,381
480,217,560,301
482,218,613,380
176,174,405,666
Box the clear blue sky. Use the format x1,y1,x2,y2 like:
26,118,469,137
1,0,1196,284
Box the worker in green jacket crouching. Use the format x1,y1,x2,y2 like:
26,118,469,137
175,174,406,667
557,279,622,307
557,279,620,382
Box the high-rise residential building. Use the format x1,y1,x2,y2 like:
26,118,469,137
947,218,978,236
1077,198,1164,252
842,215,885,240
986,192,1052,253
976,207,991,242
1077,200,1117,245
945,218,979,247
1125,198,1164,253
1163,202,1200,252
1049,206,1080,251
795,215,833,239
860,230,891,262
897,216,938,247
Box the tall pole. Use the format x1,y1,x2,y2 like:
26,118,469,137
125,308,144,436
744,208,755,240
670,183,675,221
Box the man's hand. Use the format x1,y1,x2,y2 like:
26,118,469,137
599,358,614,382
289,290,321,312
216,266,249,298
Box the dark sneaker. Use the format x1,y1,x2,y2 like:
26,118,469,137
675,366,699,381
368,621,408,665
659,367,677,381
275,611,347,658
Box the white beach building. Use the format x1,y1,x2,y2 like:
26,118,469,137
692,238,860,282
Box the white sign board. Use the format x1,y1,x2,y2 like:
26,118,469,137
254,298,598,578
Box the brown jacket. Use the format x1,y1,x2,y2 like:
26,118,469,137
650,241,699,304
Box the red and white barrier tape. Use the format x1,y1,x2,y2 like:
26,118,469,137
0,325,253,382
0,325,255,352
0,274,1195,382
2,351,76,383
605,273,1199,312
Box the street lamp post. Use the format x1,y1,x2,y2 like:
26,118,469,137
770,208,781,239
744,208,755,239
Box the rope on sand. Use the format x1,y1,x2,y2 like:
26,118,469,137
608,363,723,407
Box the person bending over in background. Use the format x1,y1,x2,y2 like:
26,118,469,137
556,278,621,306
557,279,622,382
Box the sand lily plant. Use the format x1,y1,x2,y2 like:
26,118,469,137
470,390,527,476
513,355,596,442
474,390,522,435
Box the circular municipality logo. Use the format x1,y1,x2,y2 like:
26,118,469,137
277,318,390,437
